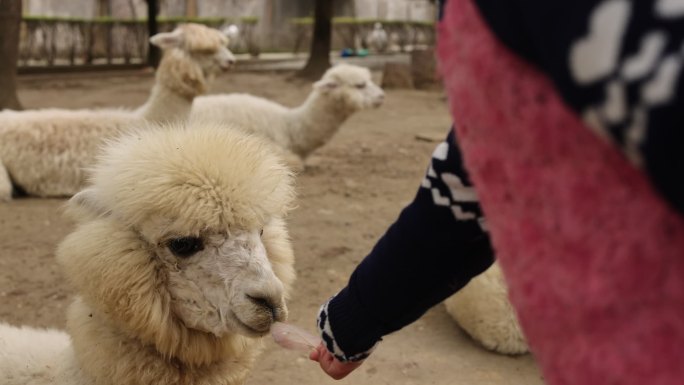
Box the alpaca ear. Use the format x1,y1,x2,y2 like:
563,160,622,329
313,79,338,93
67,188,111,219
150,29,184,49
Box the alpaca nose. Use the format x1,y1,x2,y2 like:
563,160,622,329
373,92,385,107
246,294,280,320
221,59,236,70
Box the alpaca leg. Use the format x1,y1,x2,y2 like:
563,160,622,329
0,159,13,201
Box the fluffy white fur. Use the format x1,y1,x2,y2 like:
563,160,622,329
443,262,529,355
0,323,72,384
191,63,385,164
0,23,236,201
0,121,296,385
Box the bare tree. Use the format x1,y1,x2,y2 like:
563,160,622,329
0,0,23,110
186,0,198,17
297,0,333,80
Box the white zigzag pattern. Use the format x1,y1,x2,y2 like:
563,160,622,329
425,140,482,222
441,172,479,202
451,205,477,220
431,187,451,206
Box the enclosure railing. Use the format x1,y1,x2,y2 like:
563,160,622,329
16,16,435,73
291,18,435,54
17,16,259,71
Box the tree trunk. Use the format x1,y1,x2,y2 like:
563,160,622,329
186,0,197,17
297,0,333,80
146,0,160,68
0,0,23,111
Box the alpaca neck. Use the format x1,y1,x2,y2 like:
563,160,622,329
287,91,357,159
66,298,258,385
137,83,194,123
136,51,207,123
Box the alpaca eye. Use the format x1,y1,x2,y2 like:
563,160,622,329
167,237,204,258
259,228,264,236
355,82,367,89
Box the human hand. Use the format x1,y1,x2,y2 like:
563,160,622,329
309,343,364,380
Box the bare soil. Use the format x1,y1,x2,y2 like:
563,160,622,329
0,68,544,385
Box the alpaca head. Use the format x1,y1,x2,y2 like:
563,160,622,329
57,122,295,363
221,24,241,50
151,23,236,96
313,63,385,111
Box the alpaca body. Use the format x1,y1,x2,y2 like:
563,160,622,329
192,64,384,162
444,262,528,355
0,323,74,385
0,23,235,201
0,109,135,197
194,92,353,160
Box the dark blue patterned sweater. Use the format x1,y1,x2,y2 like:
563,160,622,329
317,130,494,361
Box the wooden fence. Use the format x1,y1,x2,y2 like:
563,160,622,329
16,16,435,72
17,16,259,71
291,18,435,54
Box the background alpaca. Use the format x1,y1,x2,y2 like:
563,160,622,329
221,24,241,51
0,23,235,201
367,23,389,53
0,121,296,385
191,63,385,166
443,262,529,355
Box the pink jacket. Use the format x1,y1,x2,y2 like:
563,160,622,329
438,1,684,384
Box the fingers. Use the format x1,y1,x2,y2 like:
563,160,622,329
309,343,364,380
325,358,364,380
309,345,322,361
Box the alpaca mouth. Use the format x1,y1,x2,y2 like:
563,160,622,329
230,311,271,337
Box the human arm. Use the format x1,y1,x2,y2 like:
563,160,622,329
311,129,494,376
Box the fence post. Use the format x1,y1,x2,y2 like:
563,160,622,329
146,0,159,68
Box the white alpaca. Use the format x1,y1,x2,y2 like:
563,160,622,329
191,63,385,164
0,23,235,201
221,24,240,51
367,22,389,53
0,121,296,385
444,262,529,355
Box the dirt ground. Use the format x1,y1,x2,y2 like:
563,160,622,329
0,66,544,385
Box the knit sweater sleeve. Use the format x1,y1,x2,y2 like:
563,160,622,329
316,129,494,362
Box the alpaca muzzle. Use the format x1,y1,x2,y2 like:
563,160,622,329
226,232,288,336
